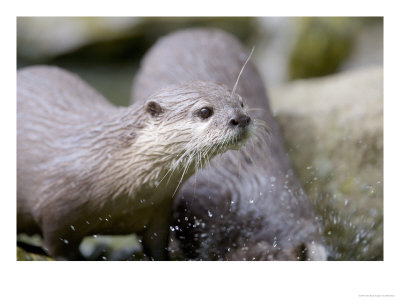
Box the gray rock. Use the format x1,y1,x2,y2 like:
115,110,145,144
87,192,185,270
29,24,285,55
269,66,383,260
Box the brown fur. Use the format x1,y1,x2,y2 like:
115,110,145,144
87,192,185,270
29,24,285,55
17,66,251,259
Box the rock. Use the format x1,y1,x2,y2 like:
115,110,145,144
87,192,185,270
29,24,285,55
17,17,257,63
269,66,383,260
17,233,146,261
255,17,383,86
79,234,145,261
17,17,141,60
17,247,53,261
17,17,259,107
288,18,356,79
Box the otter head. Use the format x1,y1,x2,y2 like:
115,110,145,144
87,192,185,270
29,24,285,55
143,81,253,171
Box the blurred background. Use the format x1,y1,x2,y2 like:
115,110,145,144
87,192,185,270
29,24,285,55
17,17,383,104
17,17,383,260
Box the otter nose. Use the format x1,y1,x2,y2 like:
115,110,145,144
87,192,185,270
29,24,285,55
230,114,251,128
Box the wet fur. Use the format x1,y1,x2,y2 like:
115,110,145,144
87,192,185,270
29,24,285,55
17,66,250,259
131,28,327,260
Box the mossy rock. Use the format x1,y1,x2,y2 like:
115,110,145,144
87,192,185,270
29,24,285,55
17,247,54,261
289,17,359,79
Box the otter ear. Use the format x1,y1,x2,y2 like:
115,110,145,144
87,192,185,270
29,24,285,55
146,101,163,117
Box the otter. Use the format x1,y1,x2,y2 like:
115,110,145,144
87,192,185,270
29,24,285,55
17,66,252,260
131,28,327,260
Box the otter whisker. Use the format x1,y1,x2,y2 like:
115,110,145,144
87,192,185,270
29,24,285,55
197,152,204,172
156,163,175,187
155,134,198,187
255,126,271,146
172,150,195,197
253,118,272,135
231,46,255,98
253,118,267,125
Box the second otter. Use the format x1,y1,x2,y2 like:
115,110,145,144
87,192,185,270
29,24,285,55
132,29,327,260
17,66,252,260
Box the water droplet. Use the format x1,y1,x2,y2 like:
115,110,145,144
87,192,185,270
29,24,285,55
63,239,69,244
184,217,188,221
140,199,146,204
327,231,332,236
85,220,90,225
70,225,75,231
270,176,276,183
344,199,349,206
249,199,254,204
170,226,175,232
93,235,97,238
208,210,213,218
306,165,312,170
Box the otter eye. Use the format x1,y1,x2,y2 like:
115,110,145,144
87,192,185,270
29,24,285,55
198,107,213,119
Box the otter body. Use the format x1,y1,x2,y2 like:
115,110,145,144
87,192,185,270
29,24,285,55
17,66,251,259
132,29,327,260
